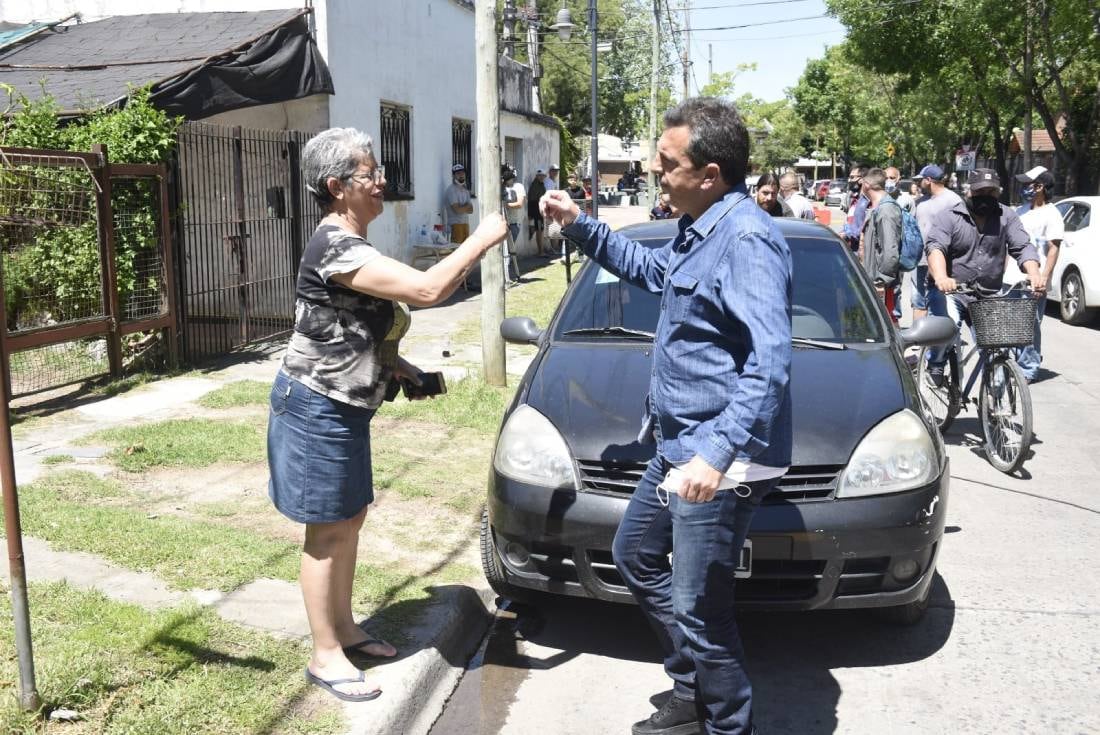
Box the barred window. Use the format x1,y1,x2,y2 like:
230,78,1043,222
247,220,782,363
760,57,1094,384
452,118,473,191
380,103,413,200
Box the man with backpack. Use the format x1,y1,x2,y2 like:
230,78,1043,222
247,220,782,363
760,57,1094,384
860,167,918,319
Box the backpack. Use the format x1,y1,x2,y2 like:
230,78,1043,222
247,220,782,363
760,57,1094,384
878,197,923,272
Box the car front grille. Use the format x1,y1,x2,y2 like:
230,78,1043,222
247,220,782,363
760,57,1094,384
576,460,843,503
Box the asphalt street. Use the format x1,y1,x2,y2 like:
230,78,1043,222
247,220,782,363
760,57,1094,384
429,206,1100,735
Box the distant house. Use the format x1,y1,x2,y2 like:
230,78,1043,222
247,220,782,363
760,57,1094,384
0,0,559,260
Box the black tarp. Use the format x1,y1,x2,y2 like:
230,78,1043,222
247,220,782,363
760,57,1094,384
0,10,333,118
149,15,333,119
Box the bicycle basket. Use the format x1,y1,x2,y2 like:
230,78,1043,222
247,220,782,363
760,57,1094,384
968,295,1035,348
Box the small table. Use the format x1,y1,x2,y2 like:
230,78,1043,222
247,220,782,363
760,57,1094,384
411,241,460,269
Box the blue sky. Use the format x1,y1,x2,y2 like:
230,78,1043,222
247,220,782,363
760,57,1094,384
680,0,848,102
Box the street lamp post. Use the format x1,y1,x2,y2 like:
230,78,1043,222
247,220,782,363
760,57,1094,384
551,1,599,218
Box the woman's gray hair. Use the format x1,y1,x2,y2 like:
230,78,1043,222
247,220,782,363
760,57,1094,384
302,127,375,208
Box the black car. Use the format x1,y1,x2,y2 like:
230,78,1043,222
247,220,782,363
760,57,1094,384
482,218,956,623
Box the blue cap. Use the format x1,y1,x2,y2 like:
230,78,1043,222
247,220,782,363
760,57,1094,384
918,164,945,180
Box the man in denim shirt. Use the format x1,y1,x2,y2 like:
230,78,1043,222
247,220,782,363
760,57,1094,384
542,98,792,735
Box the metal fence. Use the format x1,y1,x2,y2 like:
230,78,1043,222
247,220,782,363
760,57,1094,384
0,145,176,398
173,122,320,363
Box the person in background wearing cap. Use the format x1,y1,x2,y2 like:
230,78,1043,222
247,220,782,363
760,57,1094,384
1003,166,1062,382
528,168,550,255
443,164,473,244
924,168,1041,385
545,164,560,191
912,164,962,320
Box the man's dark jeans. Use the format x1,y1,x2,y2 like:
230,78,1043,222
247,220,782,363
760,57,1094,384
612,455,776,735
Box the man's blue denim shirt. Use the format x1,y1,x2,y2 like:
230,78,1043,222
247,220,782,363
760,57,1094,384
562,185,793,472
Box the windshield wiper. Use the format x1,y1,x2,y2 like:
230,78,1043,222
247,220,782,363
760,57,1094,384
563,326,655,340
792,337,848,350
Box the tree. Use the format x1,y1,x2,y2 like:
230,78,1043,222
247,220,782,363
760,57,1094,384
826,0,1100,194
511,0,677,170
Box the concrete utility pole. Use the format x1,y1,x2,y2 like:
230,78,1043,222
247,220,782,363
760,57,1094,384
647,0,660,200
476,0,506,385
682,0,691,100
524,1,542,114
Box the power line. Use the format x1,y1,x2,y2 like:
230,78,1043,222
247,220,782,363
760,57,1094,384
670,0,817,8
696,27,846,41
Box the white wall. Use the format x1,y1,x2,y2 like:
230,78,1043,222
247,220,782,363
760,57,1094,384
199,95,329,132
0,0,300,22
321,0,477,261
501,110,559,255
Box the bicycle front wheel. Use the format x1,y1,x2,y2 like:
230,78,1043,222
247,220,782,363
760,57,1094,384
979,356,1033,474
917,348,961,432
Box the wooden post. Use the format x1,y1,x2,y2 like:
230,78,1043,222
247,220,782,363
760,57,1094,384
476,0,506,386
93,144,123,377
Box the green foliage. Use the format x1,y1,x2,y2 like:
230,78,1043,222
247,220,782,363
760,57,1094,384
1,87,180,328
823,0,1100,193
529,0,677,154
83,417,266,472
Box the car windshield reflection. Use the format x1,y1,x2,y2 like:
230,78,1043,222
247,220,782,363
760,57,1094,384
552,235,885,344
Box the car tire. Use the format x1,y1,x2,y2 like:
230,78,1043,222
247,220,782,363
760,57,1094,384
1060,270,1094,325
873,580,931,626
480,508,534,604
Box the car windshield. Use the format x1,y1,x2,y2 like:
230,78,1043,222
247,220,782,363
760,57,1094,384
553,234,885,344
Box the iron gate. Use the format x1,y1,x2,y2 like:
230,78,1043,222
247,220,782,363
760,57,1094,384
173,122,320,363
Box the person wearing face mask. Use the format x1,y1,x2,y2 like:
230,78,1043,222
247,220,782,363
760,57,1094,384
443,163,473,243
911,164,962,321
842,165,869,251
1002,166,1062,382
885,166,915,212
924,168,1042,385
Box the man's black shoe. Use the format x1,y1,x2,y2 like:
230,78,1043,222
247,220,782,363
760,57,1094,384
648,689,674,709
926,364,945,388
631,694,705,735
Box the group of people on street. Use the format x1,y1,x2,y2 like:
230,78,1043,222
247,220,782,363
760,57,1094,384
843,158,1057,384
261,93,1061,734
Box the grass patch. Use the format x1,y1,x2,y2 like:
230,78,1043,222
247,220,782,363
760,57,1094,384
10,471,299,591
0,582,342,734
40,453,74,465
377,376,513,436
82,418,265,472
352,561,482,644
453,259,570,346
198,380,271,409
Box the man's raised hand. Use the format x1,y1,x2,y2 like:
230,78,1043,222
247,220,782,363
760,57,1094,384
540,190,581,228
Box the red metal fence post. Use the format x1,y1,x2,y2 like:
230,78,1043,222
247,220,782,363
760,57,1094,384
93,143,123,378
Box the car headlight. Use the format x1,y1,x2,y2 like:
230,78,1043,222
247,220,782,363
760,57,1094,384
837,409,938,498
493,405,578,489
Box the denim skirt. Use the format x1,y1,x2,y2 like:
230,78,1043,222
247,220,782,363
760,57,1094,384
267,370,377,524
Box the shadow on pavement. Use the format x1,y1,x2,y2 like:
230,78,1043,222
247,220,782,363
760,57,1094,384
477,573,955,734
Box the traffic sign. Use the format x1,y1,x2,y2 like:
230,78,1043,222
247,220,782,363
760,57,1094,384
886,143,895,157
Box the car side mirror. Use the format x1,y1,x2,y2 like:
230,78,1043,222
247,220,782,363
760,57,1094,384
899,316,957,349
501,316,543,345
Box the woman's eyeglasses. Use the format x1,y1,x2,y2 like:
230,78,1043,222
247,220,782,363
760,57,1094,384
347,166,385,185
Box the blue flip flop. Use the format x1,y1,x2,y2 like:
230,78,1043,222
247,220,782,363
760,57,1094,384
342,637,396,659
304,668,382,702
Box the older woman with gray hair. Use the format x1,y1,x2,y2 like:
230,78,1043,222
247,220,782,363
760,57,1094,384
267,127,506,702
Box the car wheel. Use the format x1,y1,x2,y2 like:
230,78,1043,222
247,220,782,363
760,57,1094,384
480,508,534,604
873,580,931,626
1060,270,1094,325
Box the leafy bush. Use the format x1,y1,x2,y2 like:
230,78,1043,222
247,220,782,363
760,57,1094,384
0,86,180,328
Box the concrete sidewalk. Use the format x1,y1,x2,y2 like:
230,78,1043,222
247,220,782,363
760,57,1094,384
4,204,651,734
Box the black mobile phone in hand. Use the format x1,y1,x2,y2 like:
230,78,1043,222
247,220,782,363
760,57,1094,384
402,371,447,399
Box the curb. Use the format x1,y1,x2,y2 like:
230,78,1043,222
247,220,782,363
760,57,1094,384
342,584,497,735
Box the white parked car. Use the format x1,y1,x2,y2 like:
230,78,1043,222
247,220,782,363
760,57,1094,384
1049,196,1099,324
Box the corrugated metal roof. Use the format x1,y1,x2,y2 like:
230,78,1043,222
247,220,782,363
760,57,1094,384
0,9,307,114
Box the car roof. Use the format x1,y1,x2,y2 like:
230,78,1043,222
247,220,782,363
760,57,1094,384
1057,196,1100,206
617,216,840,242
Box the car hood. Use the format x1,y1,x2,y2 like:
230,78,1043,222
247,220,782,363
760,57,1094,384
524,342,906,466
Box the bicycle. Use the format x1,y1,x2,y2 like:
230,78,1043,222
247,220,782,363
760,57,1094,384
915,280,1038,474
